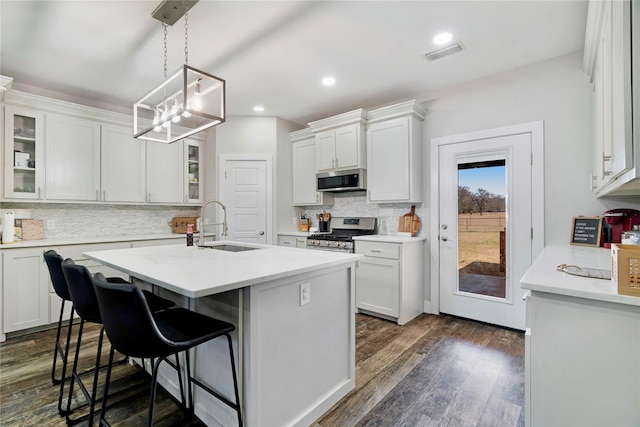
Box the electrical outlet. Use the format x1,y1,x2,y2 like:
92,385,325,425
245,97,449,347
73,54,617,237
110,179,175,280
300,282,311,306
46,219,55,230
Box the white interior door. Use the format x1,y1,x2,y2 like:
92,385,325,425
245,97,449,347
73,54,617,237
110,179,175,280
438,132,533,330
220,157,270,244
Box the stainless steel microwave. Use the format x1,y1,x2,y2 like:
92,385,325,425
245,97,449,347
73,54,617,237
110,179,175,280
317,168,366,192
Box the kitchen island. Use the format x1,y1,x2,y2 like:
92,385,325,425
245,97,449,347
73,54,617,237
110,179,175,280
84,242,363,427
520,244,640,427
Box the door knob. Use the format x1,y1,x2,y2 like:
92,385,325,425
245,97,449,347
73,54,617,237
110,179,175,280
441,236,448,241
259,231,265,235
441,224,448,230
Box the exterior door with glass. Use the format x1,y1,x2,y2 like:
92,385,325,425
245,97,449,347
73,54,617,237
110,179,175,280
437,125,542,331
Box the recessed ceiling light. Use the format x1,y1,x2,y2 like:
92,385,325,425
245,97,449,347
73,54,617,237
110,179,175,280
322,76,336,87
253,105,264,112
433,32,453,46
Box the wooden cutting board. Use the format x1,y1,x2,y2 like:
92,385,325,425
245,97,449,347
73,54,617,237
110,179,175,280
398,205,421,236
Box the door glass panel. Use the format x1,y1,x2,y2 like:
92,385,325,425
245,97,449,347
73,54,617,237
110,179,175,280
187,144,199,200
457,160,506,299
13,114,37,195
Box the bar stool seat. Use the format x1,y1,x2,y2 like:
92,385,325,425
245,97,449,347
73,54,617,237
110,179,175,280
93,273,243,427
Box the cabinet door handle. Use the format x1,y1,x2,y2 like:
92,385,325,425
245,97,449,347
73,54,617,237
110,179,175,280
370,249,382,253
316,193,320,203
96,190,99,201
38,187,41,199
335,158,339,168
332,159,335,168
601,153,612,179
103,190,106,201
148,192,151,202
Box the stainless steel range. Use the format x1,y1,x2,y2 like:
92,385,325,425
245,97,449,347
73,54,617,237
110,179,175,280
306,217,377,253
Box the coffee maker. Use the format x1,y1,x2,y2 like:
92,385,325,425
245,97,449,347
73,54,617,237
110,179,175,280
602,208,640,248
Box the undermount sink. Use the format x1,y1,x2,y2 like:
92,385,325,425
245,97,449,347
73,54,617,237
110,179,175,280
204,244,261,252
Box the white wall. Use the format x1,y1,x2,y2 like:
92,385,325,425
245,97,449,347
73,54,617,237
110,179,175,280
214,116,301,242
420,51,640,308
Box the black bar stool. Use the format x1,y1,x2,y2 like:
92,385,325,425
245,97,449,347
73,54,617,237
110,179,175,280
43,250,77,416
60,259,176,426
43,249,176,419
92,273,243,427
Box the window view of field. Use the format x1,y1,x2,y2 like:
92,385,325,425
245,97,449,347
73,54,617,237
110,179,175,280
458,162,506,298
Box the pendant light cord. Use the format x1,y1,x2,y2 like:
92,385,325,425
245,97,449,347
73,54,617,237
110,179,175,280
184,0,189,66
162,22,168,79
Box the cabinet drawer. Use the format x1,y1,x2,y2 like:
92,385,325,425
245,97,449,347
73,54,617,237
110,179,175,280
355,241,400,259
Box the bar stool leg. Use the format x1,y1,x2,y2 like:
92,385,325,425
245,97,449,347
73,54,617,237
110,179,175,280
56,308,76,416
52,301,74,386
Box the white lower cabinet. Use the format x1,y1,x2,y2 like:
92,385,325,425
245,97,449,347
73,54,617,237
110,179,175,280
354,238,424,325
278,234,307,248
526,290,640,426
1,240,187,338
2,248,49,333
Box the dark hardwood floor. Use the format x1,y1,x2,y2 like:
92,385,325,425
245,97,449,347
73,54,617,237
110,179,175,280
0,313,524,426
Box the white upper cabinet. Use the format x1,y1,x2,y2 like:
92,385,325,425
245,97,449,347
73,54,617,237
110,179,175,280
45,113,101,201
309,109,366,172
3,106,45,200
146,140,184,203
290,128,333,206
585,0,635,195
184,139,202,204
2,92,203,205
101,123,146,203
366,100,426,203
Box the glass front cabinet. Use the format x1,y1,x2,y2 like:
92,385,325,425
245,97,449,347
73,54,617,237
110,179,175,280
185,139,202,204
4,107,45,200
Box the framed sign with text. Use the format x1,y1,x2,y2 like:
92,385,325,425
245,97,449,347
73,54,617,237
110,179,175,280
570,216,602,247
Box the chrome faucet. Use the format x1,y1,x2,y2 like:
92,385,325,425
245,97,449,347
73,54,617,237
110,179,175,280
198,199,228,247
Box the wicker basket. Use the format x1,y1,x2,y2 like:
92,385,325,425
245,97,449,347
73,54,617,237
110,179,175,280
19,219,44,241
169,217,199,234
611,243,640,297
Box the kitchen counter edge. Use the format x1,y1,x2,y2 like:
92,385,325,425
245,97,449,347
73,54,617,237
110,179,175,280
0,233,215,250
520,244,640,307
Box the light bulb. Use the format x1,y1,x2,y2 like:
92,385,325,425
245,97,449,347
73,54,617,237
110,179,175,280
153,109,162,132
171,98,181,123
182,103,192,118
192,82,203,111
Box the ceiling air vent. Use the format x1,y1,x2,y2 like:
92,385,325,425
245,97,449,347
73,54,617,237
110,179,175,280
424,42,464,61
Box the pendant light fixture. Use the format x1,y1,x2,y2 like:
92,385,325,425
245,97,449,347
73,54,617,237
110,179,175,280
134,0,225,144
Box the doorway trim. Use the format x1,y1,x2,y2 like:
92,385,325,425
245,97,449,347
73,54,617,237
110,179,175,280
427,121,544,314
218,153,273,245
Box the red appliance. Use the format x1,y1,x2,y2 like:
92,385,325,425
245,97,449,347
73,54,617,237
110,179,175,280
603,208,640,248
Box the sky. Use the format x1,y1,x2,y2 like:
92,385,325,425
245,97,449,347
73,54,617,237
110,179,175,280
458,165,505,196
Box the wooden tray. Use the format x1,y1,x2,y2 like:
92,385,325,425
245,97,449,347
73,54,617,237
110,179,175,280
170,217,199,234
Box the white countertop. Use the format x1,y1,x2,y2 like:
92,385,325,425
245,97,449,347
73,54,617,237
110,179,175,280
352,234,426,243
0,233,213,250
84,241,363,298
520,244,640,307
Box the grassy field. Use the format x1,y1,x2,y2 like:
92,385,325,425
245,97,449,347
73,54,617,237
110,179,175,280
458,213,506,277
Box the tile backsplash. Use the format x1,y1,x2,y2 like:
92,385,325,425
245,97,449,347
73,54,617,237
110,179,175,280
301,192,423,236
1,203,198,240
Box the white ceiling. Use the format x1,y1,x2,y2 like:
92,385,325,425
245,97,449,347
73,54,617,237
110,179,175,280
1,0,588,126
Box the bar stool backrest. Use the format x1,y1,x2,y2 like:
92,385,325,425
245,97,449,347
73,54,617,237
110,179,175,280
92,273,174,359
44,250,71,301
60,259,102,324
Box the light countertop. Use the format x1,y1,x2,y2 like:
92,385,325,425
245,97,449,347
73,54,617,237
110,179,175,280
85,241,363,298
520,244,640,307
0,233,214,250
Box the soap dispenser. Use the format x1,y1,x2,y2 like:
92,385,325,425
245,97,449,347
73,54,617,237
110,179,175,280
186,224,194,246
